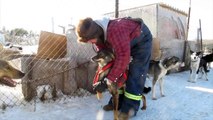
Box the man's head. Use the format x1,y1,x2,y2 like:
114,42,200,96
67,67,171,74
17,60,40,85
76,17,103,43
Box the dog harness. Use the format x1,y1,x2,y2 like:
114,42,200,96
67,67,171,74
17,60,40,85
93,61,127,88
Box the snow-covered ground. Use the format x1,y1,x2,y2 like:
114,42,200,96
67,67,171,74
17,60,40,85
0,69,213,120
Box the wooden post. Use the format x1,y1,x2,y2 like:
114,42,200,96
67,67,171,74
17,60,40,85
197,28,200,51
115,0,119,18
199,19,203,51
182,0,191,70
196,19,203,52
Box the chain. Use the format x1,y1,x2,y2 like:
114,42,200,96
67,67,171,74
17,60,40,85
17,61,91,85
16,67,72,85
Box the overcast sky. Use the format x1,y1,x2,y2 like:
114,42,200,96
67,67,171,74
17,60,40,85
0,0,212,40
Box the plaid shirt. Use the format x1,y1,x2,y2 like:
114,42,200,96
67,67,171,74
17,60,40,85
97,18,141,82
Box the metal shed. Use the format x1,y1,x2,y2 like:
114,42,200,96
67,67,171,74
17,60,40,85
105,3,188,61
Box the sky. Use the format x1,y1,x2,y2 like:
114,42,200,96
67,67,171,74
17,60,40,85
0,0,213,40
0,67,213,120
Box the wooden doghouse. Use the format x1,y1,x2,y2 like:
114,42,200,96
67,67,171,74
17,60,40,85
21,31,77,101
36,31,67,59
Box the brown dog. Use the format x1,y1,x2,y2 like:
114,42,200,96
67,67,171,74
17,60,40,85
0,59,25,87
92,49,146,120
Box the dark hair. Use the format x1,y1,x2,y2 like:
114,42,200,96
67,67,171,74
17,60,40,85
76,17,102,43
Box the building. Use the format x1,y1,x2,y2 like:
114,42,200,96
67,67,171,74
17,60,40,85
105,3,188,61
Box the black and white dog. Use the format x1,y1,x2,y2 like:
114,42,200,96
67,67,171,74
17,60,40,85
148,56,183,100
189,50,212,83
202,52,213,70
36,84,63,102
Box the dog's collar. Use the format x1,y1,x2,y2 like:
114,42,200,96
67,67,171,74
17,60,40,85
191,60,199,63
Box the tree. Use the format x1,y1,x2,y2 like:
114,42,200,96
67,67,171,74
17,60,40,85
10,28,28,36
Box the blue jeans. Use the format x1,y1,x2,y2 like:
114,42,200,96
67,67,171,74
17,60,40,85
120,23,152,115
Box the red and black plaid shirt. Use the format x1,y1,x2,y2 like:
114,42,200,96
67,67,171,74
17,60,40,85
96,18,141,82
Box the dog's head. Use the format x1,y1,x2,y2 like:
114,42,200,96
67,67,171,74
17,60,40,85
92,49,115,67
190,50,202,62
0,60,25,87
162,56,183,70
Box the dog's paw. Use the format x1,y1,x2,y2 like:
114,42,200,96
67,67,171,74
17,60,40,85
161,94,165,97
143,87,151,94
152,97,157,100
141,106,147,110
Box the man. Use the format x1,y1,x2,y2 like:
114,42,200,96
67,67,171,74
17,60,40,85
76,17,152,119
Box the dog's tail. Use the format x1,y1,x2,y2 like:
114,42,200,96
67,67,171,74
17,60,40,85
203,62,210,73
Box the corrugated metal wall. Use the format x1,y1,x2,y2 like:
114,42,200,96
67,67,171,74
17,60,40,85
104,3,188,61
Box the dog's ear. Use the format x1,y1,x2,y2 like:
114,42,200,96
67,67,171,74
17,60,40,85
162,58,169,68
91,56,96,62
162,57,169,64
197,51,203,57
103,48,115,60
109,53,115,60
190,50,194,54
172,56,180,62
91,54,99,62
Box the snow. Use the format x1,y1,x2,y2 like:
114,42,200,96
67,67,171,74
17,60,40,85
0,70,213,120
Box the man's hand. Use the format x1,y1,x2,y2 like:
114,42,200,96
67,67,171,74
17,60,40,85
104,78,118,94
104,77,113,86
93,80,107,93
